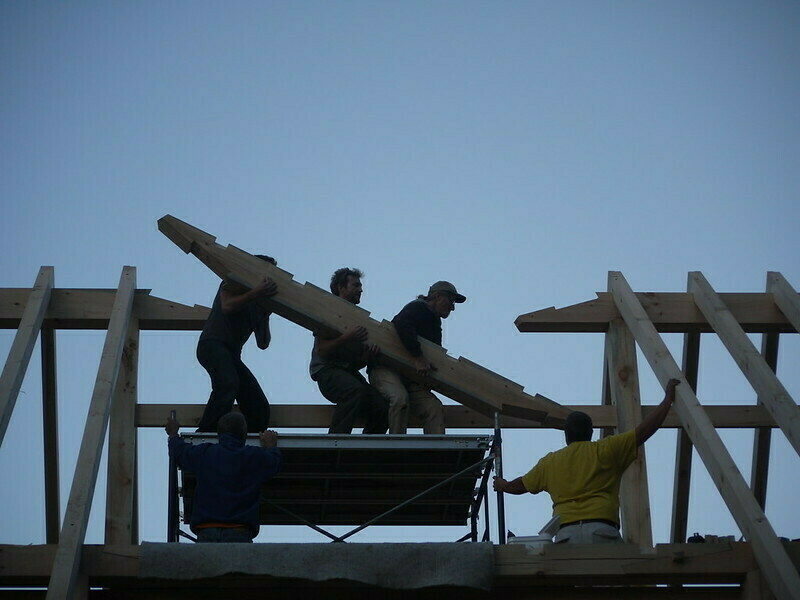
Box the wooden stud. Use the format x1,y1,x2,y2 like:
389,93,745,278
670,329,699,544
0,288,209,331
0,267,54,446
46,267,136,600
41,327,60,544
751,331,778,510
105,317,139,545
136,403,778,429
605,318,652,547
688,272,800,457
608,271,800,600
516,291,798,333
768,272,800,333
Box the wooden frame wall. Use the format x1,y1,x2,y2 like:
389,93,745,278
0,268,798,598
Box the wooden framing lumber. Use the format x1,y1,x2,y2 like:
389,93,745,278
3,542,798,590
105,317,140,545
751,331,778,510
0,288,208,331
608,270,800,600
769,272,800,333
605,318,652,547
157,214,568,424
670,329,699,544
41,327,60,544
0,267,54,446
136,403,777,429
515,292,799,333
688,271,800,457
46,267,136,600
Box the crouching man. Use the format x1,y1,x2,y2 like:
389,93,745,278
166,411,281,542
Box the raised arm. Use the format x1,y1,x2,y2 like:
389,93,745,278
634,378,680,446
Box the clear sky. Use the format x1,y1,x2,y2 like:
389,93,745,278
1,1,798,546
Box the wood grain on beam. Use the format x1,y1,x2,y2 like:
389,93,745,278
609,270,800,600
47,267,136,600
516,292,798,333
0,288,208,331
605,318,652,547
105,317,139,545
0,267,54,446
158,215,568,425
689,272,800,457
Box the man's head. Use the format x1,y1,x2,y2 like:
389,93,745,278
256,254,277,266
218,412,248,440
424,281,466,318
564,411,593,444
330,267,364,305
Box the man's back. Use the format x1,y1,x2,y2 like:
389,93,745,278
522,430,637,524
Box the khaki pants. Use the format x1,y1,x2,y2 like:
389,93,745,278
368,366,444,434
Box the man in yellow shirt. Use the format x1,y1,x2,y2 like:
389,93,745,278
494,379,680,543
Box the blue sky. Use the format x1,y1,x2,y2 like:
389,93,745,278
1,1,798,545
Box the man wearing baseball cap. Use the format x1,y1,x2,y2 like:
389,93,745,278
368,281,466,434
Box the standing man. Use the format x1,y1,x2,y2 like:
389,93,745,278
493,379,681,544
196,255,278,433
368,281,466,434
166,411,281,543
310,267,389,434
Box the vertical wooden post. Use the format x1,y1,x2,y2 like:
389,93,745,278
105,316,140,545
609,271,800,600
671,328,700,543
751,331,778,510
0,267,54,446
41,326,60,544
46,267,135,600
605,318,652,547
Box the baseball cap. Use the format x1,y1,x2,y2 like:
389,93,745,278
428,281,466,303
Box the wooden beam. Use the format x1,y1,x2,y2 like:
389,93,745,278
0,267,54,446
769,272,800,334
46,267,136,600
0,288,208,331
515,292,799,333
41,327,60,544
158,215,569,425
670,329,700,544
3,543,798,589
688,272,800,457
605,318,652,547
136,403,778,429
609,270,800,600
105,317,140,545
751,331,778,510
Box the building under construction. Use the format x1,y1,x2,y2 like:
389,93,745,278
0,216,798,599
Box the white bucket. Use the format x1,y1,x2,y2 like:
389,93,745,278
507,534,553,549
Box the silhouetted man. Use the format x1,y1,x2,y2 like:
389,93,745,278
196,255,278,433
167,411,281,543
309,267,388,434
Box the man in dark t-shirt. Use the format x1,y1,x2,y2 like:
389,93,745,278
368,281,466,434
196,255,278,433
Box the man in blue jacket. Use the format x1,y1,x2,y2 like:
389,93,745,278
166,411,282,542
